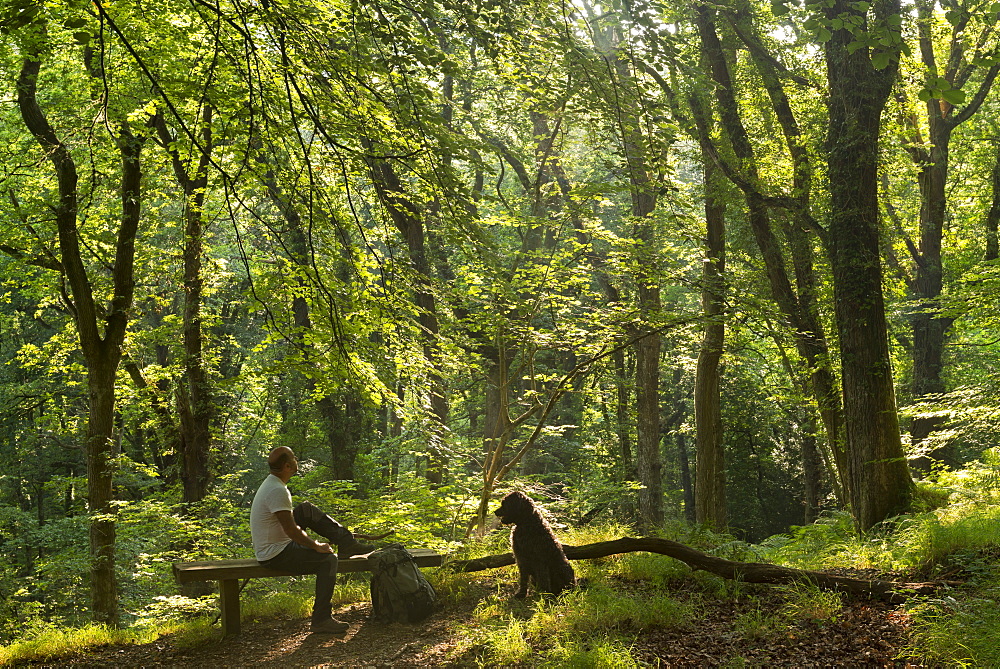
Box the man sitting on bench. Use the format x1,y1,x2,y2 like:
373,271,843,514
250,446,374,634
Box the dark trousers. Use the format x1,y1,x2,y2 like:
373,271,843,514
292,501,354,546
260,502,355,622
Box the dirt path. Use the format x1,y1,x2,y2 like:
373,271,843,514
50,604,465,668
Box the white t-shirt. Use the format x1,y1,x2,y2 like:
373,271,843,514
250,474,293,561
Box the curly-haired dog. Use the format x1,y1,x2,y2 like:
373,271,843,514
494,491,576,598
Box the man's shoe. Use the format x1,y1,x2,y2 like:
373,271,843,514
338,539,376,558
311,617,350,634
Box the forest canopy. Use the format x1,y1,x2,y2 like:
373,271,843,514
2,0,1000,638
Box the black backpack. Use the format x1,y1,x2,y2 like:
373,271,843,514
367,543,437,623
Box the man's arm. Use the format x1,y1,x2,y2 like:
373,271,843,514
274,510,335,553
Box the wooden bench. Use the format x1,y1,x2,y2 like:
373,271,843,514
173,549,444,636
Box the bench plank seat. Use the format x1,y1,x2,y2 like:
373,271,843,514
173,549,443,583
172,549,443,636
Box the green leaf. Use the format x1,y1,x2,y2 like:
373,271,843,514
871,51,890,69
817,27,833,42
917,88,932,102
3,5,38,30
941,88,966,105
846,40,864,54
771,1,790,16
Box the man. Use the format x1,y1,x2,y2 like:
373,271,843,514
250,446,374,634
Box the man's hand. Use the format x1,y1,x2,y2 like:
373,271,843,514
314,542,335,554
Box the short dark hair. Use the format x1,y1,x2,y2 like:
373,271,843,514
268,449,294,472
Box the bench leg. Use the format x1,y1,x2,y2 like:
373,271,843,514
219,579,241,636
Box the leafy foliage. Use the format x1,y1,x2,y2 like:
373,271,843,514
2,0,1000,662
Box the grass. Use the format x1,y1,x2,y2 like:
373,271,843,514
905,591,1000,667
526,583,692,636
760,501,1000,575
604,551,692,587
544,635,642,668
466,574,692,666
729,584,842,643
778,583,843,624
732,603,782,640
0,572,371,665
483,615,533,665
242,590,312,621
168,617,220,650
0,623,163,665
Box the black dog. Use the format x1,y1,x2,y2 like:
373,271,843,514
494,491,576,598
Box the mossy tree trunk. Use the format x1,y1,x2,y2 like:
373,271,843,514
823,0,914,530
17,53,145,625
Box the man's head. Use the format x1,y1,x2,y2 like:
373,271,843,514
268,446,298,480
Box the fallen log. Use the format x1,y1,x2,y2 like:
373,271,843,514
448,536,953,603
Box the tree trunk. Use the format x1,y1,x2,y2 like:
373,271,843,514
17,53,144,624
904,0,1000,471
701,5,849,504
366,155,448,484
987,141,1000,262
389,384,404,484
317,393,359,481
606,45,663,530
612,349,634,479
87,364,120,626
469,343,514,536
252,143,366,479
694,154,727,528
677,432,696,524
908,116,953,473
824,0,913,530
786,221,847,505
155,110,213,503
635,324,662,529
801,413,822,524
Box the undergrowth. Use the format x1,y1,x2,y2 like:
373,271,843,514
904,589,1000,667
469,583,690,667
3,460,1000,667
755,453,1000,667
0,623,163,665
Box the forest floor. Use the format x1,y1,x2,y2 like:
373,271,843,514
34,569,926,668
